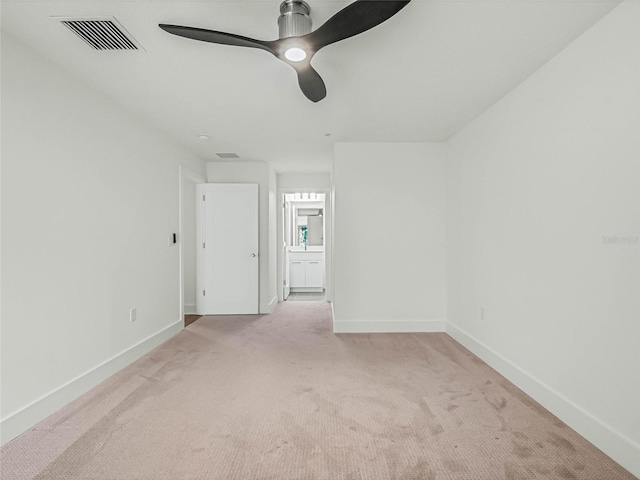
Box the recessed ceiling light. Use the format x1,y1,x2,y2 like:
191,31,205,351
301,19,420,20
197,134,210,141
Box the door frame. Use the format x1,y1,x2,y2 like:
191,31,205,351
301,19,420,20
179,165,206,326
283,199,291,300
277,187,333,303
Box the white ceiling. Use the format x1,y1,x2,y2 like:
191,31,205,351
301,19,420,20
1,0,619,172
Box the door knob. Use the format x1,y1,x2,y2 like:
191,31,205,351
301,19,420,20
251,253,257,257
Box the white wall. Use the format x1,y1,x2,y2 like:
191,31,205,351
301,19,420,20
268,167,278,310
307,216,323,246
446,2,640,474
277,173,331,190
0,34,206,443
180,168,202,314
333,143,447,332
206,161,278,313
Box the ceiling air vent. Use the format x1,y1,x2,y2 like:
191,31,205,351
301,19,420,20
216,153,240,159
57,17,143,51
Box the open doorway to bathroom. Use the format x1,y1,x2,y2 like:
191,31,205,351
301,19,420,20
282,193,326,302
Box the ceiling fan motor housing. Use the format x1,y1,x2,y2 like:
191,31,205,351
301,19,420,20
278,0,312,38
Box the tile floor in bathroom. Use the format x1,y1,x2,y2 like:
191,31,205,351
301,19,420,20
286,291,326,302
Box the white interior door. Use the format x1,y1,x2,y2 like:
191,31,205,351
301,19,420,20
196,183,259,314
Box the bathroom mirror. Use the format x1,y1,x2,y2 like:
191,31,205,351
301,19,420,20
296,209,323,247
284,194,325,249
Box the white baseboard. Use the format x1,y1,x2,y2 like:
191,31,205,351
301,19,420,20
0,320,183,446
183,303,197,315
260,295,279,314
445,322,640,478
290,287,323,293
333,318,446,333
269,295,278,310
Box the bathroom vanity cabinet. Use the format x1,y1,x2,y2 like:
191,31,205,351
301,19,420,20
289,250,324,291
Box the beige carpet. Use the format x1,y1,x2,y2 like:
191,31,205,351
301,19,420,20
0,302,634,480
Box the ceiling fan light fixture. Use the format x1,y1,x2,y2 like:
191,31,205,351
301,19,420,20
284,47,307,62
159,0,412,102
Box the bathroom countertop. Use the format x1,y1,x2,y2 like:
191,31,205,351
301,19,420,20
289,247,324,252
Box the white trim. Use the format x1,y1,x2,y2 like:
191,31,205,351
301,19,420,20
195,183,205,315
260,295,279,314
331,302,336,329
269,295,279,310
183,303,197,315
445,322,640,477
179,164,206,322
0,321,183,445
290,287,323,293
333,318,446,333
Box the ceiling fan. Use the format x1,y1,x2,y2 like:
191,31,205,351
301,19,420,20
159,0,411,102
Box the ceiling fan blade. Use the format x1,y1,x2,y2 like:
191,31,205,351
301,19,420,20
289,62,327,103
305,1,410,52
159,24,275,54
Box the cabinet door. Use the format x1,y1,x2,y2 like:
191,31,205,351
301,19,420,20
305,261,323,288
290,261,306,287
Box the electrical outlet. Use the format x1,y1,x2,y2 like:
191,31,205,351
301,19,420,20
130,307,137,322
480,307,486,322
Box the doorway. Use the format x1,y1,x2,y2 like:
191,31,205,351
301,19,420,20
282,193,326,302
179,165,206,326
